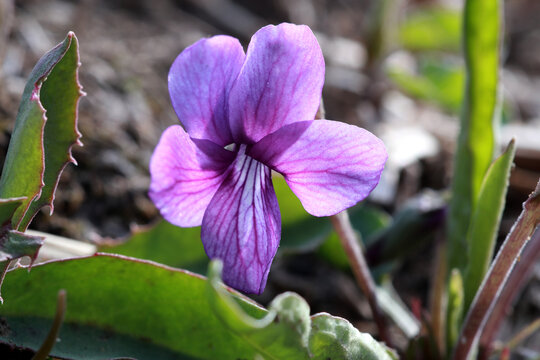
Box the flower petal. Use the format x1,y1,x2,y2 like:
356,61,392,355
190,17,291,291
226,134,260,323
249,120,387,216
169,35,245,146
228,23,325,144
201,146,280,294
149,125,235,227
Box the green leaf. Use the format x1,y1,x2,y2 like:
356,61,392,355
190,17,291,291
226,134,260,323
100,220,208,273
0,32,82,231
365,192,445,267
0,231,44,263
0,230,44,302
349,205,392,247
399,7,461,52
318,232,350,270
387,57,464,113
0,197,26,225
274,176,332,252
0,254,266,359
463,140,515,310
207,261,396,360
207,261,310,359
0,255,395,359
447,0,502,273
19,33,83,230
309,314,398,360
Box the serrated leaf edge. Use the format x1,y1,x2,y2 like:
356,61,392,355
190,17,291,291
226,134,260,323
18,32,84,229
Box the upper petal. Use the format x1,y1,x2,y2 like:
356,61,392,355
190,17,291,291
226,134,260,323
201,146,280,294
149,125,235,227
169,35,245,146
228,23,325,144
249,120,387,216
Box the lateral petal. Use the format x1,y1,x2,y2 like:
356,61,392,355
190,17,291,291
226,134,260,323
149,125,234,227
169,35,245,146
249,120,387,216
201,146,280,294
228,23,324,144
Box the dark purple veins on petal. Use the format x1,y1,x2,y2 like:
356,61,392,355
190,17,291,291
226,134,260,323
149,125,235,227
249,120,387,217
228,23,325,144
201,145,280,294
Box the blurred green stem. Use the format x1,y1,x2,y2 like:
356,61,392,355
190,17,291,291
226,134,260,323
365,0,403,68
32,289,67,360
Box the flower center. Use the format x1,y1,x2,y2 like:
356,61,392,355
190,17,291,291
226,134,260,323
224,143,237,152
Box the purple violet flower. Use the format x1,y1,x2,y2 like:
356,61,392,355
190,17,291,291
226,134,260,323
149,23,387,294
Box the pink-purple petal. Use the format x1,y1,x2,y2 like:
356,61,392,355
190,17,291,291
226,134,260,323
201,146,280,294
228,23,325,144
249,120,387,217
149,125,234,227
168,35,245,146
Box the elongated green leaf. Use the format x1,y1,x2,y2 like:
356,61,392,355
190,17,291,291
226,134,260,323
207,261,396,360
0,32,81,231
399,7,461,52
454,180,540,359
19,32,83,230
447,0,502,273
463,140,515,309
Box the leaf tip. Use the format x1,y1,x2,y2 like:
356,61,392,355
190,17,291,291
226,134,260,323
507,137,516,149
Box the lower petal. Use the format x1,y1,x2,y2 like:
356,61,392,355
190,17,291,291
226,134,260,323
149,125,234,227
249,120,387,216
201,146,280,294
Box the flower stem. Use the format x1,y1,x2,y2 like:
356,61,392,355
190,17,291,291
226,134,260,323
330,210,391,345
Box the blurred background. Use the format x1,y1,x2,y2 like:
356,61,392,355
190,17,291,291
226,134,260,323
0,0,539,354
